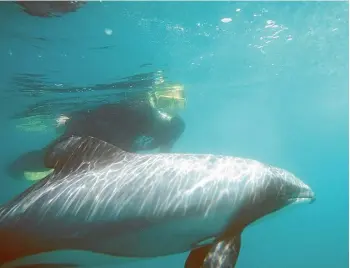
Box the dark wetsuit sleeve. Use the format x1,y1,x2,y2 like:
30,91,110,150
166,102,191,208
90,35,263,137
151,113,185,152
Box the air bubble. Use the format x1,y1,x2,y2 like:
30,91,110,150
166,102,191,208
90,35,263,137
221,18,232,23
104,28,113,35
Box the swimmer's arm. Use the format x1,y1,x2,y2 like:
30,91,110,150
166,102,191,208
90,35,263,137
153,114,185,152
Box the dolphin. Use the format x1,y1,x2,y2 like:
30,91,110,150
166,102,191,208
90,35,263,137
0,136,315,268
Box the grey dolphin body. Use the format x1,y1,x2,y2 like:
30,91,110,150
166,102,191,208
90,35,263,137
0,136,315,268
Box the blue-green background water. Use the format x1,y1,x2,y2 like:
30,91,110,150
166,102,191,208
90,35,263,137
0,1,348,267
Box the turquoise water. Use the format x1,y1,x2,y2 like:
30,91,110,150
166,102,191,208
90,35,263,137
0,1,348,267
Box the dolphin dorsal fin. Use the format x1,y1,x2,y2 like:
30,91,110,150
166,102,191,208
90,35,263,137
47,136,128,174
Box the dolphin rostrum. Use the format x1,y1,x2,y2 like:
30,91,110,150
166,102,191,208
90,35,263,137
0,136,315,267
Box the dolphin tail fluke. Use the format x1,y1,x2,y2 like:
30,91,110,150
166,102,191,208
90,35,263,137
185,234,242,268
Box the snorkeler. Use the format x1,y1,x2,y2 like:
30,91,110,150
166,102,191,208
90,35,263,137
16,1,86,17
8,83,186,181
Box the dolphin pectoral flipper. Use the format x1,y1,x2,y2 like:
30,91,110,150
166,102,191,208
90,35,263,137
203,234,241,268
185,245,212,268
48,136,128,173
185,234,242,268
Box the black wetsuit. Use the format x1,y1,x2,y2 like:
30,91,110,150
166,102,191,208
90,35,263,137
8,100,185,179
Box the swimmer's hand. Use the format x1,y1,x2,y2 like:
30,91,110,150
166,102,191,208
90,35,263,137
56,115,70,127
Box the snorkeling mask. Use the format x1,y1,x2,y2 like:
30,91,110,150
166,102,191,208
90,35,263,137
148,83,186,115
